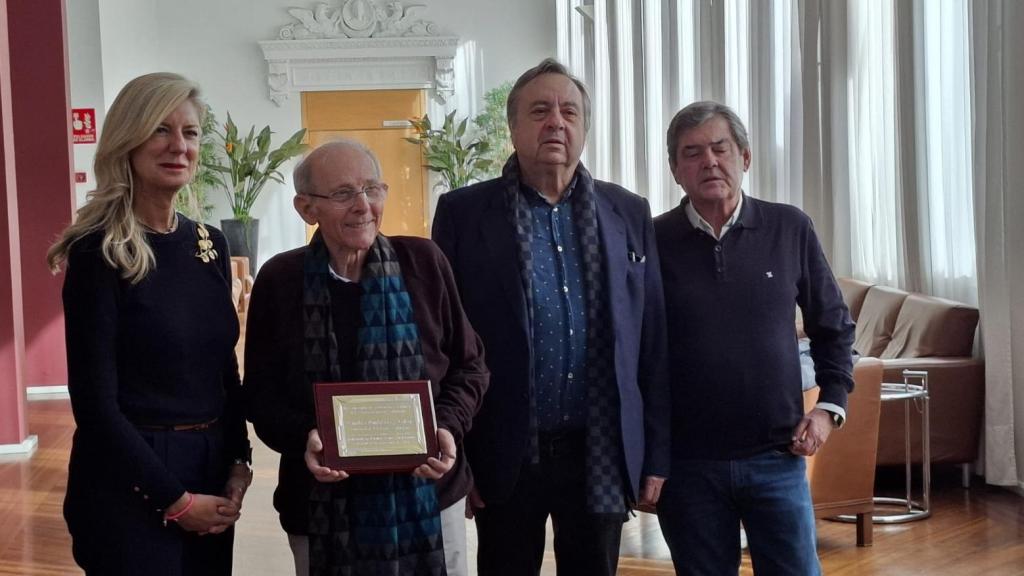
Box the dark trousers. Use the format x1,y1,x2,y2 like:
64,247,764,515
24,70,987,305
65,427,233,576
475,432,626,576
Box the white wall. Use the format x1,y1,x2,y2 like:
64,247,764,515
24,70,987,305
68,0,555,268
152,1,307,268
437,0,557,101
97,0,160,109
66,0,104,206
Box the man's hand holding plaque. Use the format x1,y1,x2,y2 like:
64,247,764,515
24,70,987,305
311,380,446,475
412,428,456,480
305,428,349,482
304,427,455,481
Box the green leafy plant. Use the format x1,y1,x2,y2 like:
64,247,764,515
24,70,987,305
206,113,307,221
175,104,220,221
473,82,514,179
405,111,495,191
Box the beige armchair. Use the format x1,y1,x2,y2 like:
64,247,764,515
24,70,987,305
230,256,254,315
804,357,884,547
230,256,254,374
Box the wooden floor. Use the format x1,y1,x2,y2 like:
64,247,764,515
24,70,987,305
3,396,1024,575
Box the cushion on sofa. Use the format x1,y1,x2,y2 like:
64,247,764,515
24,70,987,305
837,277,874,322
853,285,908,357
879,294,979,358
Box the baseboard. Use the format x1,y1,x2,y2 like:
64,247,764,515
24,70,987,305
0,434,38,456
27,385,69,396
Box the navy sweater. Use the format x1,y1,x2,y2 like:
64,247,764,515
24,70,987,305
654,196,854,460
63,217,248,510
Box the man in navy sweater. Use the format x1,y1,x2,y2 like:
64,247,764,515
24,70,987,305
653,101,855,575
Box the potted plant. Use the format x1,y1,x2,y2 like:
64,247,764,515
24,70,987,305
405,111,495,191
206,113,306,268
174,104,219,221
473,82,514,180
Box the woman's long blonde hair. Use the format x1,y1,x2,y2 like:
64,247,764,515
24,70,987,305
47,72,205,283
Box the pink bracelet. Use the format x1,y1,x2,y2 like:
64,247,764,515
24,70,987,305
164,492,195,524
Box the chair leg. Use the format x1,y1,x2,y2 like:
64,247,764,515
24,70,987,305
856,512,873,547
961,463,972,489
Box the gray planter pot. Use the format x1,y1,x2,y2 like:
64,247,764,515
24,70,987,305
221,218,259,270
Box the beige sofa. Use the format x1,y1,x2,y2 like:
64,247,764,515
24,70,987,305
838,278,983,482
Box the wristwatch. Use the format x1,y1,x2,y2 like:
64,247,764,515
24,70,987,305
828,410,845,429
232,458,253,485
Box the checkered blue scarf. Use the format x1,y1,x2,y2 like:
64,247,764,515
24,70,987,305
502,156,627,514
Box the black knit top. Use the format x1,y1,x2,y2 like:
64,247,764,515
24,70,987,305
62,215,249,510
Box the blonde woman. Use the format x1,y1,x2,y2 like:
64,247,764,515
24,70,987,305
48,72,251,576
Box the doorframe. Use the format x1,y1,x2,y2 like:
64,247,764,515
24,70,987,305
258,36,459,108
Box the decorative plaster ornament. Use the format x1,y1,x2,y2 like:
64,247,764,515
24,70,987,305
263,0,456,105
279,0,438,40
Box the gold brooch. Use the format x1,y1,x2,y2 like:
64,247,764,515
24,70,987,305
196,223,218,263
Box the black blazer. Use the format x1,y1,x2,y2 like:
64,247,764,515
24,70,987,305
432,167,670,504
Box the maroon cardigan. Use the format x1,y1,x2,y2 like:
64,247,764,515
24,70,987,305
243,236,489,535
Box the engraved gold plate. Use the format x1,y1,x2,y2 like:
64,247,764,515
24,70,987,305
314,380,437,473
333,393,427,457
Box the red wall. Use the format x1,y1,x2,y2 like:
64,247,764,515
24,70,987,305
0,0,74,446
8,0,73,387
0,0,28,445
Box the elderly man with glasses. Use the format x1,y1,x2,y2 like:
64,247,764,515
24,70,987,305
244,139,489,576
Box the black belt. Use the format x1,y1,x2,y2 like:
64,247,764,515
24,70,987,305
537,430,585,459
135,417,218,432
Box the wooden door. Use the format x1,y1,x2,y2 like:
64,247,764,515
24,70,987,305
301,90,427,239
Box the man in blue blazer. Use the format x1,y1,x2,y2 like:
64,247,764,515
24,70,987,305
432,59,670,576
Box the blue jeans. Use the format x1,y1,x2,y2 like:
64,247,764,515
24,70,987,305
657,449,821,576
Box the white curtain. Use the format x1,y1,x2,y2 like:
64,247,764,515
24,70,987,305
728,0,811,215
971,0,1023,489
559,0,1016,487
557,0,979,295
554,0,860,268
843,0,904,288
825,0,977,300
914,0,977,305
556,0,813,220
556,0,697,217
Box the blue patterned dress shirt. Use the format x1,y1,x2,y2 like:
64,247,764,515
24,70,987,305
523,183,589,432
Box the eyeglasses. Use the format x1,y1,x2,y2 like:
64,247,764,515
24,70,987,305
304,183,389,207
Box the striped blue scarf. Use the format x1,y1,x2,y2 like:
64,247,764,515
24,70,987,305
304,231,445,576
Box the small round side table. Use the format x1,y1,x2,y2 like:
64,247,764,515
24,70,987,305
839,369,930,524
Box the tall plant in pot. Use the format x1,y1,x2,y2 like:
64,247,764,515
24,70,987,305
174,104,220,221
473,82,514,179
207,113,306,269
405,84,514,192
405,111,495,192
